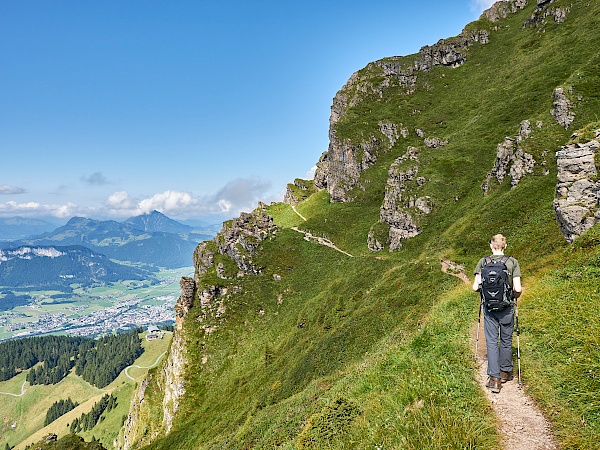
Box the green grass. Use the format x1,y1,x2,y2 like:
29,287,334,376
122,2,600,449
1,333,171,450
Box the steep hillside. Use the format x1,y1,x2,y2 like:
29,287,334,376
122,1,600,449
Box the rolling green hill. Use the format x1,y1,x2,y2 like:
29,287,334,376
46,1,600,449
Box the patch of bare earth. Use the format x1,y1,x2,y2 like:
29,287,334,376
442,260,557,450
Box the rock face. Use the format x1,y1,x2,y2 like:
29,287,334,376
284,179,318,206
314,27,490,203
482,0,528,22
122,277,196,450
371,146,431,251
551,87,575,129
123,209,277,448
122,376,152,450
194,210,276,279
554,137,600,241
482,120,536,193
161,323,187,434
524,0,570,27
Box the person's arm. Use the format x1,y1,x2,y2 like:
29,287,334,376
472,273,481,292
513,276,522,299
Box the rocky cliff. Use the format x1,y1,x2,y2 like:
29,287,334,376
122,209,276,448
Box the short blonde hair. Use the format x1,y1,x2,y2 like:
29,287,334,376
490,234,507,251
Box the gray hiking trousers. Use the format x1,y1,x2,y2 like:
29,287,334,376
483,305,514,379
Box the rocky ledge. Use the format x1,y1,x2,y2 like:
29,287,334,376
554,135,600,242
194,209,277,278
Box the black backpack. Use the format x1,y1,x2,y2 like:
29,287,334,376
480,255,514,311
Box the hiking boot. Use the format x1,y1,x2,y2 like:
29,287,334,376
486,376,502,393
500,370,513,383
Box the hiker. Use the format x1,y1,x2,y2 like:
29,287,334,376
472,234,522,393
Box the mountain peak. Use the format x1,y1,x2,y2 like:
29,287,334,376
125,211,192,234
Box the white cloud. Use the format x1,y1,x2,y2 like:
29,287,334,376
0,184,27,195
212,177,273,213
0,177,278,220
0,200,93,218
305,165,317,180
103,178,276,218
105,191,139,211
138,190,199,215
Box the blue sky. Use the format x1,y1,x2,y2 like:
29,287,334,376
0,0,495,223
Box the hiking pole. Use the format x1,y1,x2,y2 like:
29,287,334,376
514,302,522,387
474,294,483,362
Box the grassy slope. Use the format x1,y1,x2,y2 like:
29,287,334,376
138,2,600,449
2,332,171,450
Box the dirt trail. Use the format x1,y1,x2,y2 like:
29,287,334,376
0,380,27,397
291,227,353,257
441,260,557,450
291,205,307,221
124,351,167,380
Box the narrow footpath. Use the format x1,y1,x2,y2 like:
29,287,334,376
0,380,27,397
291,227,353,257
441,260,557,450
124,351,167,380
291,204,307,221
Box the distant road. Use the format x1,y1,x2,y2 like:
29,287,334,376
0,380,27,397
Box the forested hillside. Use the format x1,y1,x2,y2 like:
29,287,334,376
0,331,143,388
120,1,600,449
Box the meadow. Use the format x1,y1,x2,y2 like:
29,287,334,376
0,331,172,450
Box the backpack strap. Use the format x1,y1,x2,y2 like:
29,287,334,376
500,255,510,264
483,256,493,266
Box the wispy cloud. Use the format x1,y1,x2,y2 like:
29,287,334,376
0,200,93,218
0,184,27,195
0,177,279,220
212,178,274,213
81,172,111,186
104,178,276,218
470,0,498,14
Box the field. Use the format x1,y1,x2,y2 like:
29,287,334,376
0,331,172,450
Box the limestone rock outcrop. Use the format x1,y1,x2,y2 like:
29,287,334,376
554,137,600,241
482,0,528,22
314,27,491,203
551,87,575,129
194,210,276,279
284,179,319,206
482,120,536,193
175,277,195,320
373,146,431,251
524,0,570,27
161,326,186,434
424,137,448,149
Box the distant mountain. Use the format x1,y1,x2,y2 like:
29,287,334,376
124,210,193,234
0,245,152,291
179,217,226,233
0,217,58,241
1,216,213,268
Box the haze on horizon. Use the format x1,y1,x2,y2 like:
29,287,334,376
0,0,496,223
